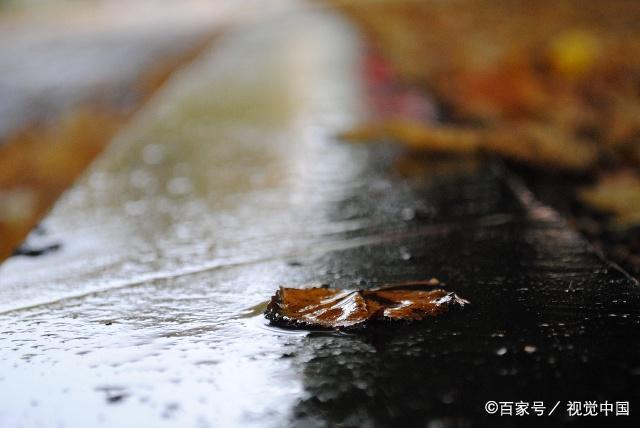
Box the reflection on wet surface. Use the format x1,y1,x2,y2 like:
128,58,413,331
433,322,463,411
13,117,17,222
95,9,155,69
1,3,640,428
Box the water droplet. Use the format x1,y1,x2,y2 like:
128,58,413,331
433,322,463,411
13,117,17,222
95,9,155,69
496,347,507,356
124,200,146,216
399,246,412,261
524,345,537,354
401,207,415,221
167,177,193,195
142,144,165,165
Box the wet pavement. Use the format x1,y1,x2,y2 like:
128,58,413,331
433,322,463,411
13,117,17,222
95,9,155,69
1,4,640,428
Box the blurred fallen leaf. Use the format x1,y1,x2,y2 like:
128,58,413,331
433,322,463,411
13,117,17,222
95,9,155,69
341,119,598,172
580,173,640,227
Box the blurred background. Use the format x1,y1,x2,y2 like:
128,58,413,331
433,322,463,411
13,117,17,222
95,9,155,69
0,0,242,260
0,0,639,270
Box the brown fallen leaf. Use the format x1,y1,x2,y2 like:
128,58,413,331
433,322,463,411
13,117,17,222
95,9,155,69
340,120,481,154
264,279,469,330
340,119,598,172
579,173,640,227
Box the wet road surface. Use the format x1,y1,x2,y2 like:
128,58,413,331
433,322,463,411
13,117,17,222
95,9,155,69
1,4,639,427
